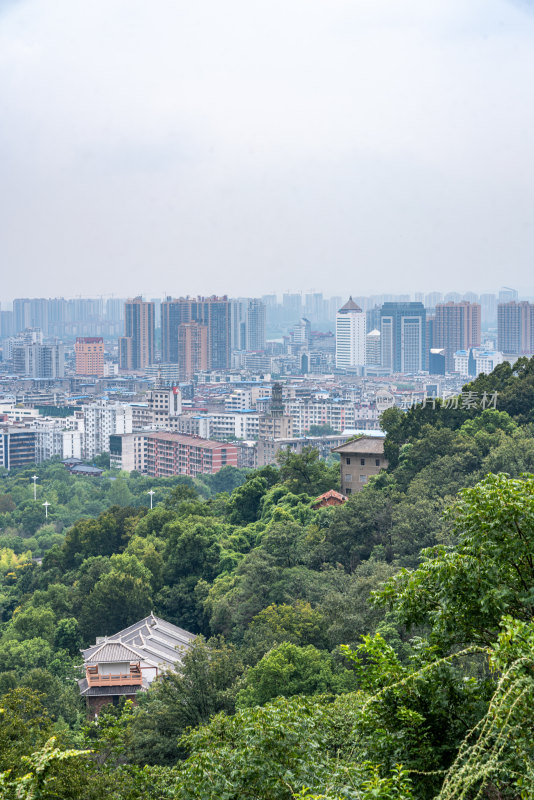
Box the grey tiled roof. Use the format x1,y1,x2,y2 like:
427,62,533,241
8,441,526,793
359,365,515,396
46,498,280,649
81,613,196,670
332,437,385,455
87,642,144,663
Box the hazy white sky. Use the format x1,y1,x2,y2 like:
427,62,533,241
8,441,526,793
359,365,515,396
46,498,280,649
1,0,534,300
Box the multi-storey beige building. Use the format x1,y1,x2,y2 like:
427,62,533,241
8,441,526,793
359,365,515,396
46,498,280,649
332,436,387,495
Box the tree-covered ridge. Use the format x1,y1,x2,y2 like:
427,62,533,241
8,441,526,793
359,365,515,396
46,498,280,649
3,358,534,798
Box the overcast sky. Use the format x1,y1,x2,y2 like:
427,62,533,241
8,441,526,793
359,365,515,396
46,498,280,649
1,0,534,301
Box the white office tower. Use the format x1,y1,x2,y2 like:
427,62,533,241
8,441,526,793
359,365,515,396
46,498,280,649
336,298,366,369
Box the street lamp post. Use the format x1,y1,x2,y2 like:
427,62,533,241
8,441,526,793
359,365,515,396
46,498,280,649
147,490,155,510
31,475,38,501
42,501,50,519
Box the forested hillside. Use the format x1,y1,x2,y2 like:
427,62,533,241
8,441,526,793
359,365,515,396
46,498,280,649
2,358,534,799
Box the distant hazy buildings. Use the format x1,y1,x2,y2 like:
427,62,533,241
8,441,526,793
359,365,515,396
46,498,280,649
480,293,497,325
336,298,366,370
283,293,302,317
119,297,155,371
380,302,426,373
10,297,122,338
290,318,312,348
499,287,519,304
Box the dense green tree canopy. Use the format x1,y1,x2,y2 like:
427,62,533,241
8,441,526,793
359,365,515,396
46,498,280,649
3,358,534,797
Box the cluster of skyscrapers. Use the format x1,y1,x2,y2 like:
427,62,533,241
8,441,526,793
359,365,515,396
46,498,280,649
117,296,266,376
1,287,534,382
335,289,534,376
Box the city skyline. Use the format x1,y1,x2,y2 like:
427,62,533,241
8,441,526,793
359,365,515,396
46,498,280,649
2,286,534,305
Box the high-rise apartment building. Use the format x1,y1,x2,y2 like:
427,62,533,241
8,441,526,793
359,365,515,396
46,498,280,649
229,298,248,351
47,298,67,337
13,299,31,334
204,296,231,369
498,302,534,354
366,329,381,365
380,302,426,373
161,296,230,370
106,299,125,323
433,302,481,371
75,337,105,376
161,297,193,363
336,298,366,370
11,343,64,379
261,294,277,309
0,310,14,338
5,328,43,361
480,293,497,325
246,299,266,351
178,322,208,379
282,293,302,317
499,287,518,304
304,292,325,322
119,297,155,371
425,292,443,309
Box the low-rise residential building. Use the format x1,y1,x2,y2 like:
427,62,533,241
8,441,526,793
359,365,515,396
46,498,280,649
34,417,83,462
130,387,182,431
224,386,270,411
454,348,506,378
144,432,238,477
332,436,387,495
173,410,259,441
109,432,147,472
0,426,37,470
83,400,133,459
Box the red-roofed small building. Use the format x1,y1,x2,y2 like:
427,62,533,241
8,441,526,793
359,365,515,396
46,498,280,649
311,489,348,509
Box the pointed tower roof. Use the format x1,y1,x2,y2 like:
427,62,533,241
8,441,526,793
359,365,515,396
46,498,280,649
338,297,362,313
